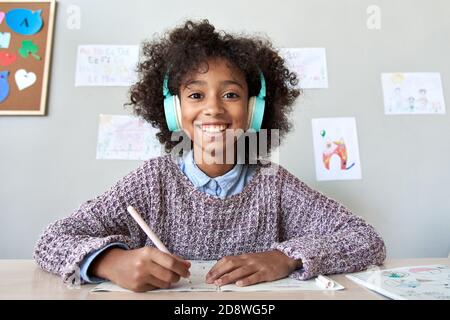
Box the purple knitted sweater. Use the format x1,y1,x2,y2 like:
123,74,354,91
34,155,386,283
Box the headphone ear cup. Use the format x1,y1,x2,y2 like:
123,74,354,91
251,96,265,132
174,95,183,131
247,96,265,132
164,94,182,132
247,96,256,131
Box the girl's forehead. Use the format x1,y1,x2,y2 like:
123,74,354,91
181,57,246,82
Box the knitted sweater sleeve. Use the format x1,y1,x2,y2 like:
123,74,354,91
271,167,386,280
33,161,153,283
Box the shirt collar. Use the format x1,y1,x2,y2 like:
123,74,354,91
182,150,210,188
182,150,243,192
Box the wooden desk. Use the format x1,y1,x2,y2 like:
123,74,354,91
0,258,448,300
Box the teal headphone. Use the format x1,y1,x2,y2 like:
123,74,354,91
163,72,266,132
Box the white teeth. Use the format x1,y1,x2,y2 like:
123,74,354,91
201,124,228,133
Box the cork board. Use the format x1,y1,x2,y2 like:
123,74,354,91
0,0,55,115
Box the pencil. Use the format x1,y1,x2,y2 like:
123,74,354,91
127,205,170,253
126,205,191,283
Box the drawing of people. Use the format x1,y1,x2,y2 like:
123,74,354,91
408,96,415,112
417,88,429,111
432,102,442,113
393,87,402,112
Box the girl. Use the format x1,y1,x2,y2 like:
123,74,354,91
34,20,386,292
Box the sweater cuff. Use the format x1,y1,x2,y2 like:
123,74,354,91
61,235,134,284
79,242,129,284
271,237,327,280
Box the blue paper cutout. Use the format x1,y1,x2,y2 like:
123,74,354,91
0,71,10,103
6,9,43,35
0,32,11,49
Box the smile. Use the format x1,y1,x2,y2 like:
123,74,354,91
195,123,231,135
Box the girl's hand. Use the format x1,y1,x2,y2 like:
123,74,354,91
91,247,191,292
205,250,302,287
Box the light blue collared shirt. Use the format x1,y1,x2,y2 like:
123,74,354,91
178,150,258,199
79,152,258,283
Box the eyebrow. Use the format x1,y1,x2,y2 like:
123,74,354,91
183,79,244,89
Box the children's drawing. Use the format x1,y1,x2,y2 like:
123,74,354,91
409,267,442,275
312,118,362,181
322,138,355,171
384,279,421,289
381,73,446,115
347,264,450,300
382,271,409,279
96,114,162,160
279,48,328,89
75,45,139,86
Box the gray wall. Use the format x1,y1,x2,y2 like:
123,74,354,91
1,0,449,259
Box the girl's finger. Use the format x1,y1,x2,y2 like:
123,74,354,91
206,257,242,283
145,272,172,289
147,260,181,284
148,248,190,278
214,265,256,286
129,283,157,293
235,271,266,287
206,260,225,281
173,254,191,267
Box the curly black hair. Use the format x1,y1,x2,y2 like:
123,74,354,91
126,19,300,161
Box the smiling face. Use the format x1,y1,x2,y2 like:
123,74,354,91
178,57,249,164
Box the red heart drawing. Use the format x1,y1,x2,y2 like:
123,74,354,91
0,52,17,66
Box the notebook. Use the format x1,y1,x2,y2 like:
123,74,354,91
91,260,344,293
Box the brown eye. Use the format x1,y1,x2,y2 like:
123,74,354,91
223,92,239,99
188,93,202,99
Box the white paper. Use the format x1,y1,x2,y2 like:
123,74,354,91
279,48,328,89
346,265,450,300
311,117,362,181
381,73,446,115
91,260,344,293
75,45,139,86
96,114,162,160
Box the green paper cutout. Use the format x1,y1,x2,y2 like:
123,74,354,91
18,40,41,60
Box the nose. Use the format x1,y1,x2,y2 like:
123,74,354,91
203,95,225,116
